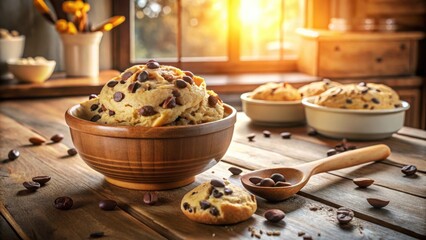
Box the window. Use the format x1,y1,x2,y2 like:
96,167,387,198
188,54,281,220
113,0,302,73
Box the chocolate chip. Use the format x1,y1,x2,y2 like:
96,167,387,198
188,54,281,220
249,176,263,185
162,74,174,82
51,134,64,143
327,149,337,156
29,137,45,145
199,200,211,210
107,80,118,88
183,71,194,77
8,149,20,160
147,61,160,69
98,107,104,113
161,96,176,109
208,95,218,107
139,106,158,116
32,175,51,185
363,104,369,109
175,97,183,106
90,104,99,111
401,165,417,176
121,71,133,81
175,79,187,89
280,132,291,139
353,178,374,188
303,234,313,240
258,178,275,187
108,110,115,116
182,76,193,85
275,181,292,187
137,71,149,82
54,196,73,210
89,232,105,238
336,207,354,224
366,198,390,208
113,92,125,102
89,94,98,99
270,173,285,183
128,82,141,93
298,231,305,236
247,133,256,142
224,188,233,195
99,200,117,211
172,89,181,97
212,189,223,198
308,128,317,136
210,179,225,188
209,206,219,216
90,115,101,122
263,130,271,138
371,98,380,104
143,192,158,205
346,99,352,104
228,167,242,175
264,209,285,222
23,181,40,191
183,202,190,210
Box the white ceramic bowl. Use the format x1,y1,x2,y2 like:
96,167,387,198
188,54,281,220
241,92,305,126
0,36,25,79
7,59,56,83
302,97,410,140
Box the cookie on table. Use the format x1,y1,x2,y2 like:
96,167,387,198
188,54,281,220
181,179,257,225
298,79,342,98
314,82,402,110
251,82,301,101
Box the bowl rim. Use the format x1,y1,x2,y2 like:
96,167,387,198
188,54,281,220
240,92,302,105
7,59,56,66
65,103,237,138
0,36,25,42
302,96,410,114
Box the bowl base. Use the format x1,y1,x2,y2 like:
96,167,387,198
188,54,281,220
105,176,195,190
317,129,394,141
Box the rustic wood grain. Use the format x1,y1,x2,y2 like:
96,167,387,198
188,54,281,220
0,208,22,240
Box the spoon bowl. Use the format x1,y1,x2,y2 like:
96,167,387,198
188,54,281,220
241,144,391,201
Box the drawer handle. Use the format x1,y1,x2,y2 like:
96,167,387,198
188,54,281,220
376,57,383,63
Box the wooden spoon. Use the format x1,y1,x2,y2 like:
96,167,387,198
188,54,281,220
241,144,391,201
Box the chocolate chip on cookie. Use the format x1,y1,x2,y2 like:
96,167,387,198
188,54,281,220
183,202,190,210
90,104,98,111
212,189,223,198
90,114,101,122
200,200,211,210
137,70,149,82
113,92,125,102
184,71,194,77
172,89,181,97
107,80,118,88
147,61,160,69
208,95,218,107
108,110,115,116
175,79,187,89
139,106,158,116
346,99,352,104
183,76,194,85
224,188,233,195
128,82,141,93
371,98,380,104
210,207,220,216
121,71,133,81
89,94,98,99
161,96,176,109
211,179,225,188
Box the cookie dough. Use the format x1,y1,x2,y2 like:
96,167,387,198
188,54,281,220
251,82,301,101
314,82,402,110
80,62,224,126
298,79,342,98
181,179,257,225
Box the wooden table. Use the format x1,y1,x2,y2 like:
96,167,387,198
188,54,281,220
0,97,425,240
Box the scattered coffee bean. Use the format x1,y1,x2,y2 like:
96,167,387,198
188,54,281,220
224,188,233,195
139,105,158,116
89,231,105,238
264,209,285,222
121,71,133,81
327,149,337,156
23,181,40,191
54,196,73,210
258,178,275,187
137,70,149,82
90,115,101,122
307,129,317,136
366,198,389,208
211,179,225,188
336,207,354,224
89,94,98,99
275,181,292,187
228,167,242,175
143,192,158,205
182,76,193,85
162,96,176,109
29,137,45,145
199,200,211,210
303,234,313,240
113,92,125,102
208,95,218,107
175,79,187,89
263,130,271,138
249,176,263,185
32,176,51,185
247,133,256,142
147,61,160,69
99,199,117,211
212,189,223,198
209,206,220,216
8,149,20,160
280,132,291,139
270,173,285,183
51,134,64,143
353,178,374,188
298,231,305,236
401,165,417,176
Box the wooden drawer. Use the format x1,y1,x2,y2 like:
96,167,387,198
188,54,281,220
318,41,412,78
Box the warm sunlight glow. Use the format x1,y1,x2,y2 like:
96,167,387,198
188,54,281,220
239,0,261,24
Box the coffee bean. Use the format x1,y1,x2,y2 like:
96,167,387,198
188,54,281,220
182,76,193,85
224,188,233,195
303,234,313,240
247,133,256,142
249,176,263,185
121,71,133,81
183,202,190,210
275,181,292,187
280,132,291,139
51,134,64,143
29,137,45,145
209,206,220,216
107,80,118,88
208,95,218,107
161,96,176,109
128,82,141,93
228,167,242,175
258,178,275,187
90,104,99,111
54,196,73,210
113,92,125,102
89,231,105,238
336,207,354,224
143,192,158,205
23,181,40,191
401,165,417,176
367,198,389,208
147,61,160,69
175,79,187,89
298,231,305,236
353,178,374,188
210,179,225,188
183,71,194,77
89,94,98,99
307,129,317,136
139,106,158,116
327,149,337,156
32,176,51,185
99,199,117,211
212,189,223,198
137,70,149,82
371,98,380,104
270,173,285,183
263,130,271,138
8,149,20,160
90,115,101,122
264,209,285,222
199,200,211,210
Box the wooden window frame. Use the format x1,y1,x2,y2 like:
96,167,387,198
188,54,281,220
112,0,302,74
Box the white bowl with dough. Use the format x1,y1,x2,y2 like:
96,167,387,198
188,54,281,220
7,58,56,83
302,97,410,140
241,92,305,126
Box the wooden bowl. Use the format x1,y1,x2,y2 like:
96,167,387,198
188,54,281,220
65,104,237,190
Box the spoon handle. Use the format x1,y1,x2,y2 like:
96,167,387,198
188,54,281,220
301,144,391,175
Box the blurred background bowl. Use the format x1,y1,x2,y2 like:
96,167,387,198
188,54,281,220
7,59,56,83
65,104,237,190
302,97,410,140
241,92,305,126
0,36,25,79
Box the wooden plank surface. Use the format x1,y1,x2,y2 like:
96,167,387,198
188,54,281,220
0,211,20,240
